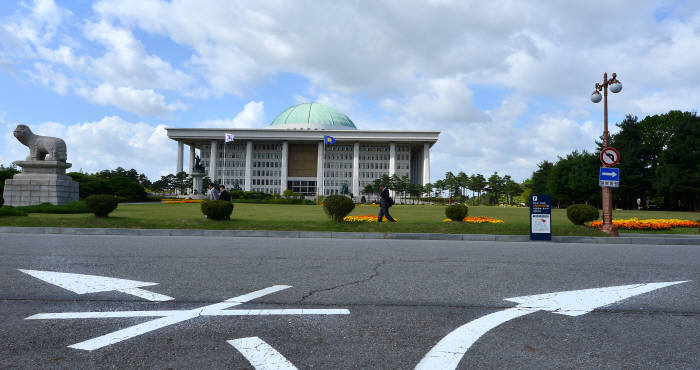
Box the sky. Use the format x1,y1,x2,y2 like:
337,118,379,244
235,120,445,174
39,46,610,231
1,0,699,182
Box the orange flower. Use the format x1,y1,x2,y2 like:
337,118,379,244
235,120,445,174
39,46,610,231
589,217,698,230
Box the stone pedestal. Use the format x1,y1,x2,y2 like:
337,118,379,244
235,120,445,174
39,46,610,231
191,171,205,195
2,160,79,206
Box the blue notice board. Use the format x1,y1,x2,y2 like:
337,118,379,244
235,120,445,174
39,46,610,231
530,195,552,241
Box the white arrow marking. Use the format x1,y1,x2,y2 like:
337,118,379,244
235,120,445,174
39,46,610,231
19,269,173,302
416,281,689,370
229,336,298,370
601,171,618,177
25,285,350,351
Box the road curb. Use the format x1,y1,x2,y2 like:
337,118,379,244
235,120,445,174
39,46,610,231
0,226,698,245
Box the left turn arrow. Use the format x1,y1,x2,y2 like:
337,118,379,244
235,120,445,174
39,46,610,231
19,269,174,302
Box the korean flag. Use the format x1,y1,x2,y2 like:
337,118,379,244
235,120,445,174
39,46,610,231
225,133,234,143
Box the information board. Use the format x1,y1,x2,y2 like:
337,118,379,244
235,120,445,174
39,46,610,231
530,194,552,241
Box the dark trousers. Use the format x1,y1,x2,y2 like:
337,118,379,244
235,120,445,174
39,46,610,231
378,206,396,222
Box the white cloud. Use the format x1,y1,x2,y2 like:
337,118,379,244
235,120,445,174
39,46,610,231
381,76,489,126
76,83,187,116
195,101,266,128
83,20,193,91
27,61,69,94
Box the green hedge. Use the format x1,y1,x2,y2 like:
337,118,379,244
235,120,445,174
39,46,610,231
0,206,27,217
445,204,469,221
566,204,600,225
17,201,89,214
323,195,355,222
201,200,234,220
85,194,119,217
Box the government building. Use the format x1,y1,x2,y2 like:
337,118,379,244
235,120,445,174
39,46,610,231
166,103,439,200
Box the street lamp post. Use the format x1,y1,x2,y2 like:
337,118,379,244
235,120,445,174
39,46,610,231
591,72,622,236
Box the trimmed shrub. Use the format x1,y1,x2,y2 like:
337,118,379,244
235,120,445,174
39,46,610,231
360,196,366,203
323,195,355,222
445,204,469,221
85,194,119,217
566,204,600,225
201,200,234,220
0,206,27,217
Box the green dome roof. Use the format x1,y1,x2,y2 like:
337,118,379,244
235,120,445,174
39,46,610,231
268,102,357,130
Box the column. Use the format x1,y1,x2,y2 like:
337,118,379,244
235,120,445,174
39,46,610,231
209,140,218,182
352,142,359,200
176,141,184,174
189,145,195,173
244,140,253,191
389,142,396,200
423,143,430,186
317,141,324,197
389,142,396,176
280,141,288,194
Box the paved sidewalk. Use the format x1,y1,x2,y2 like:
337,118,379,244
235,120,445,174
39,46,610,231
1,226,698,245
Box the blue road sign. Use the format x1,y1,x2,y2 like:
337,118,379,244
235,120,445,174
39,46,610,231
599,167,620,188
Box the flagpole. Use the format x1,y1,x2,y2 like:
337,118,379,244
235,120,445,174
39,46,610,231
223,140,226,188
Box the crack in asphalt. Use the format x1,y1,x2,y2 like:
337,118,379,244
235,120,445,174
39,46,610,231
297,258,388,303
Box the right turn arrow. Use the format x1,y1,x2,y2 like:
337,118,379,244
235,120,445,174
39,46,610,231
416,281,689,370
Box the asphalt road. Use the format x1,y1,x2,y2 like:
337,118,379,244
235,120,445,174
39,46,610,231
1,233,698,369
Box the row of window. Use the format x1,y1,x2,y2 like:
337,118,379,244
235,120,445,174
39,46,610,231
253,170,280,177
252,178,281,186
324,171,352,178
253,161,281,168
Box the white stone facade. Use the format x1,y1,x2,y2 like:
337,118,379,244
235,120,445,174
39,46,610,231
167,128,439,200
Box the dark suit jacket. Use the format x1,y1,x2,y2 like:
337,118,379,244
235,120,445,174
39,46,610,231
379,187,391,208
218,190,231,201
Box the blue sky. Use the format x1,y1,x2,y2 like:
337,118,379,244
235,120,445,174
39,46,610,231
1,0,699,181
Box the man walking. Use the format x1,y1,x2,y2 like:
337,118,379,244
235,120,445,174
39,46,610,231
218,185,231,201
206,183,219,200
377,183,396,222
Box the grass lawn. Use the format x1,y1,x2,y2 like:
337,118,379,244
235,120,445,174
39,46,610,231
1,203,698,236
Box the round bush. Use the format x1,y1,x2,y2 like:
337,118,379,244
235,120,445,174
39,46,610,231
566,204,600,225
323,195,355,222
201,200,234,220
445,204,468,221
85,194,119,217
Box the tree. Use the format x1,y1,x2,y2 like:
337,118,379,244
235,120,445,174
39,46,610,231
531,161,554,195
470,174,487,204
487,172,505,205
457,171,469,200
0,164,20,195
607,115,654,209
653,113,700,210
503,175,522,204
546,150,600,207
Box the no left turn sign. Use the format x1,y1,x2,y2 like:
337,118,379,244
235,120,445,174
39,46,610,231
600,147,620,166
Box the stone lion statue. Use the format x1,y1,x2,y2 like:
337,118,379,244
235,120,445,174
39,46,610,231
13,124,67,162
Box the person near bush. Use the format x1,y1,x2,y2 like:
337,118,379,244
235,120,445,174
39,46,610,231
377,183,396,222
218,185,231,202
206,183,219,200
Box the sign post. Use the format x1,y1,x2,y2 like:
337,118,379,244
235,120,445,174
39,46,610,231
529,195,551,241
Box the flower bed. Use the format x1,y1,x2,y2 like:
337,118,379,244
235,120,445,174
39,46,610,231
343,214,398,222
442,216,504,224
589,218,700,231
162,199,204,204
